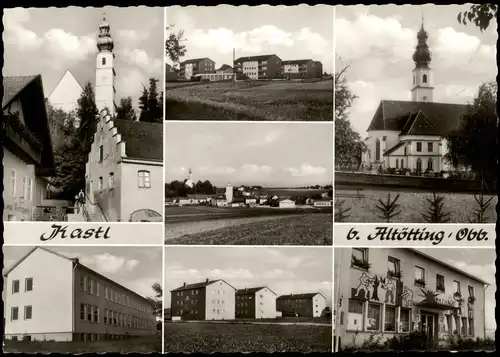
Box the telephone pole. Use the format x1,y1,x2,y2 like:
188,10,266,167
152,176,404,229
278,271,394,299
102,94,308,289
232,48,236,86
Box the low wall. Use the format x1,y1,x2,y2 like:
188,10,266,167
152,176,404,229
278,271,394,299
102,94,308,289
335,172,495,194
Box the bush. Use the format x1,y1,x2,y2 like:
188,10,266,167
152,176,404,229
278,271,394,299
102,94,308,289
388,331,436,350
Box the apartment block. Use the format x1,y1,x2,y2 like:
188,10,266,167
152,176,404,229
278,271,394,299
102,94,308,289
179,58,215,80
276,293,327,317
282,59,319,79
334,248,487,349
4,247,157,342
234,54,282,80
235,287,277,319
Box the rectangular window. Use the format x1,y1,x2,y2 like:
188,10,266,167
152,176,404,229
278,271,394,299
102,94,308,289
446,314,453,334
99,145,104,163
414,266,425,286
109,173,114,189
436,274,445,292
104,309,108,324
12,280,20,294
27,178,33,202
138,170,151,188
11,307,19,321
347,300,363,331
468,286,474,297
11,169,16,196
461,317,467,335
25,277,33,292
21,177,26,198
352,248,369,269
400,309,411,332
96,282,99,297
94,307,99,323
367,303,381,331
98,177,103,190
469,318,474,336
385,306,396,332
416,142,422,152
89,279,94,295
87,305,92,321
80,276,86,291
453,280,461,293
427,142,433,152
24,305,32,320
387,256,401,278
105,286,108,300
80,304,85,320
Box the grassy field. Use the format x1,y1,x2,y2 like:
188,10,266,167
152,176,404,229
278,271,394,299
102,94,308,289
166,79,333,121
3,335,161,353
166,212,333,245
164,322,332,353
335,189,497,223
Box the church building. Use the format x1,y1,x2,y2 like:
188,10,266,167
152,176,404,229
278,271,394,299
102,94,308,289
47,70,83,115
361,21,469,174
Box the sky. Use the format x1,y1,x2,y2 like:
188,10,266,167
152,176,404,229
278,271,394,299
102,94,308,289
335,4,498,137
416,248,496,331
164,122,333,187
3,246,162,300
165,5,334,73
3,6,163,112
164,246,332,307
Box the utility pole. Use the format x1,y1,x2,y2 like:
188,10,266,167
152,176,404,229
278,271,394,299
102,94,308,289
233,48,236,86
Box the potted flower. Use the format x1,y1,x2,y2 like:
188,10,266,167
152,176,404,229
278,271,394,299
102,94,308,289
468,296,476,305
387,270,402,279
414,278,426,287
351,255,371,270
453,291,462,299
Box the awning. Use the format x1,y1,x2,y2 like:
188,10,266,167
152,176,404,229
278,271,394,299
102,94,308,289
415,301,459,312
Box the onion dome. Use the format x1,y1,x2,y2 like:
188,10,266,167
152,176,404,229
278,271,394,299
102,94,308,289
412,20,431,68
97,14,114,52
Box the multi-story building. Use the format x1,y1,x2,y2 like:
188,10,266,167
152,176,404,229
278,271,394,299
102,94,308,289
179,58,215,80
276,293,327,317
234,54,282,80
2,75,55,221
165,63,179,82
314,61,323,78
3,247,156,342
80,109,163,222
281,59,318,79
334,248,488,349
235,287,277,319
170,279,236,320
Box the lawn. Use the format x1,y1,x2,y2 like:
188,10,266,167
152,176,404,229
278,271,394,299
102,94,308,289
165,79,333,121
3,335,161,353
335,189,497,223
166,212,333,245
164,322,332,353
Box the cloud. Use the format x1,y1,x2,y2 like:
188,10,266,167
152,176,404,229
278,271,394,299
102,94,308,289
121,48,163,72
79,253,140,275
198,165,236,175
240,164,272,177
43,29,95,61
286,164,327,177
118,29,150,43
296,27,330,55
244,130,283,147
115,67,146,102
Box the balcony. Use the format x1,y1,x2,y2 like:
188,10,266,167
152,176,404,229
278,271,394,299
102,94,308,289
4,113,43,165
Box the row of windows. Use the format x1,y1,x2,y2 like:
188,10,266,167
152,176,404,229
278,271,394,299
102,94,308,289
10,170,34,201
352,249,475,296
10,306,32,321
175,288,225,297
416,142,434,153
80,304,152,329
79,275,151,313
92,170,151,191
12,278,33,294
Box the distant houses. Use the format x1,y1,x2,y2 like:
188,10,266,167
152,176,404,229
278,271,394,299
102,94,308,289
170,279,327,321
179,58,215,80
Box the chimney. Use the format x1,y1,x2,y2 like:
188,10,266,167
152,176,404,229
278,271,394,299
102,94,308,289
183,282,186,287
206,278,209,283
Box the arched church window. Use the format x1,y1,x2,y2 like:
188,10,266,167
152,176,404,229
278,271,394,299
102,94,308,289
416,158,422,171
102,57,106,66
396,160,399,169
427,158,433,171
400,159,404,169
423,74,427,83
375,139,381,162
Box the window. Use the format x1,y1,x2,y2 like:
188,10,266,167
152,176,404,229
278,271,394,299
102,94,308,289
80,304,85,320
453,280,461,293
102,57,106,66
461,317,467,335
96,282,99,297
400,309,411,332
99,145,104,162
94,307,99,323
12,280,20,294
11,307,19,321
413,75,415,85
88,278,93,294
367,303,381,331
387,256,401,278
427,158,433,171
436,274,445,292
423,74,428,83
414,266,425,286
468,286,474,297
21,177,26,198
104,309,108,324
80,276,86,291
385,306,396,332
25,278,33,292
416,158,422,171
468,318,474,336
427,142,433,152
98,177,103,190
375,139,381,161
446,314,453,334
416,142,422,152
87,305,92,321
28,178,32,202
400,159,404,169
24,305,32,320
138,170,151,188
11,169,16,196
352,248,369,270
396,160,399,169
105,286,108,300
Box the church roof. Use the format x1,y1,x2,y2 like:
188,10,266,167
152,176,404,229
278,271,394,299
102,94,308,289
367,100,468,136
113,119,163,162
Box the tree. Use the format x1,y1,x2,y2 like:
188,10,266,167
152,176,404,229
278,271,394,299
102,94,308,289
76,82,99,155
165,25,187,67
116,96,137,121
457,4,497,32
146,283,163,319
334,61,367,169
46,103,78,149
138,78,162,123
445,81,497,186
138,85,149,122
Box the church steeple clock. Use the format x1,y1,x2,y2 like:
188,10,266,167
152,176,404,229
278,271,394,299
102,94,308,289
411,17,434,102
95,14,117,116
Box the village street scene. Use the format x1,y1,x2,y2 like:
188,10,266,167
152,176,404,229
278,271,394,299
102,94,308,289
164,246,332,353
164,122,333,245
165,5,333,121
334,4,497,223
3,7,164,222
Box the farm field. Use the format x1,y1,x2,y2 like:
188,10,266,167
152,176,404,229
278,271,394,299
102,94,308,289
163,321,332,353
166,212,333,245
335,188,497,223
165,79,333,121
3,335,161,353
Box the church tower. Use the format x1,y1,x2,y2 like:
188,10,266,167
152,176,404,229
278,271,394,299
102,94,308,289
95,14,116,116
411,18,434,102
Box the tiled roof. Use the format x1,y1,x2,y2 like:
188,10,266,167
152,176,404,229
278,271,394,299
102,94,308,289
217,64,233,71
400,111,442,136
2,75,39,108
236,287,266,294
113,119,163,161
171,279,220,292
277,292,324,300
367,100,468,135
281,59,313,65
180,57,213,65
234,54,280,63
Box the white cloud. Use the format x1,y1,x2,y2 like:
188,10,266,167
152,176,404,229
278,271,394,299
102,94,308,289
198,165,236,175
118,29,149,43
3,8,43,52
43,29,95,61
296,27,329,56
244,130,283,147
116,67,145,103
240,164,272,177
79,253,140,275
286,164,327,177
